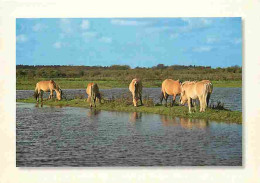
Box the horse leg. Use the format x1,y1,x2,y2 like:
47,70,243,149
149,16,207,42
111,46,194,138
40,91,43,103
139,93,143,106
193,100,197,112
203,95,207,112
165,93,169,107
188,98,192,113
199,96,203,112
93,96,96,108
49,90,53,100
206,93,211,107
36,88,41,103
90,97,93,108
160,92,164,105
171,94,176,107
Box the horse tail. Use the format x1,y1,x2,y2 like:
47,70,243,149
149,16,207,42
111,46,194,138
34,84,39,100
203,83,210,107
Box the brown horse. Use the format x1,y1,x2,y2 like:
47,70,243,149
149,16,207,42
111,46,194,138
129,78,143,107
34,80,62,102
160,79,182,106
201,80,213,106
86,83,101,108
180,81,209,113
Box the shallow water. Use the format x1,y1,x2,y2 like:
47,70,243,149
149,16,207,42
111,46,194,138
16,102,242,167
16,87,242,111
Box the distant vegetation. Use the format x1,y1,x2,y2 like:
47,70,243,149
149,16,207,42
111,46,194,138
16,64,242,89
17,64,242,81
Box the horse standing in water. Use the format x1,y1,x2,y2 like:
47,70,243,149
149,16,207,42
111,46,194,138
129,78,143,107
34,80,62,102
86,83,101,108
160,79,182,107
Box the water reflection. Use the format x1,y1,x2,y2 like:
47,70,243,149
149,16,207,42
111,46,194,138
129,112,142,123
35,102,43,108
16,102,242,166
160,115,209,129
87,109,101,117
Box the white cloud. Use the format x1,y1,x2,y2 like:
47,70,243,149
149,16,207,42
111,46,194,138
81,20,90,30
206,37,218,43
180,18,212,32
111,19,149,26
170,33,179,39
32,23,47,32
99,37,112,43
59,18,72,34
16,34,28,43
193,46,212,52
145,26,173,33
82,32,97,38
53,41,62,49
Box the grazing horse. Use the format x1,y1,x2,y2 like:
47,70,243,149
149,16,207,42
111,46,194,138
129,78,143,107
86,83,101,108
34,80,62,102
201,80,213,106
180,81,209,113
160,79,182,106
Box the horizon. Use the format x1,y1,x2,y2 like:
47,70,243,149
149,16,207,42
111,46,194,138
16,63,241,69
16,18,242,68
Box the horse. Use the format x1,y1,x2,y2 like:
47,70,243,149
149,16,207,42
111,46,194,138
129,78,143,107
180,81,209,113
201,80,213,106
160,79,182,107
86,83,101,108
34,80,62,102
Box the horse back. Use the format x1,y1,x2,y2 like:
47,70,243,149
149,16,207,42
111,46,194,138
162,79,181,95
36,80,56,92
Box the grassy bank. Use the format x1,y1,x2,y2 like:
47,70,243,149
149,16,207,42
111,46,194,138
16,78,242,90
17,97,242,124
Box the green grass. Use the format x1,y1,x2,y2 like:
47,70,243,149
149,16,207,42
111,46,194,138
17,97,242,124
16,78,242,90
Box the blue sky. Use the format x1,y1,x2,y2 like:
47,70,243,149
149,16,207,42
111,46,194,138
16,18,242,68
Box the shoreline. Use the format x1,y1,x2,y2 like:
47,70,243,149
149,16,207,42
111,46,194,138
17,98,242,124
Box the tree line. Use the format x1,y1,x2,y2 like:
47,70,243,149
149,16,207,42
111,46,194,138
16,64,242,81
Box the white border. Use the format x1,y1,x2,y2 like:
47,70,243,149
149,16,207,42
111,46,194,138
1,0,260,182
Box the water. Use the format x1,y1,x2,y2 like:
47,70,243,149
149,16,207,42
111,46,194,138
16,87,242,111
16,102,242,167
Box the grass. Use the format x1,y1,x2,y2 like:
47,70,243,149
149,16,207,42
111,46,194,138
17,96,242,124
16,78,242,90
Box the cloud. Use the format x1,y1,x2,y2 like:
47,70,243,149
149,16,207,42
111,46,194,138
206,37,218,43
81,32,97,42
53,41,68,49
145,26,173,33
32,23,47,32
180,18,212,32
81,20,90,30
99,37,112,43
53,42,62,49
59,18,72,34
82,32,97,38
16,34,28,43
193,46,212,52
111,19,149,26
170,33,179,39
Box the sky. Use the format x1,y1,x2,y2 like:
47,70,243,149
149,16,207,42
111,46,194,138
16,18,242,68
